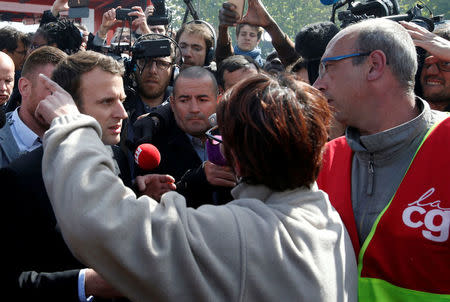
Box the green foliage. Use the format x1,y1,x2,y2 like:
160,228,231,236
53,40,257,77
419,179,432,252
166,0,448,56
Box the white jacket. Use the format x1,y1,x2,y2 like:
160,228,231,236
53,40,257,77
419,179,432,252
42,114,357,302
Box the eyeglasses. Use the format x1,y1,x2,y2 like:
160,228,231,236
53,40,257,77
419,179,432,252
424,60,450,72
318,52,371,79
136,58,173,71
205,125,223,144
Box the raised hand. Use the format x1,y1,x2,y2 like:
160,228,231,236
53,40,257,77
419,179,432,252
400,21,450,61
241,0,274,28
98,6,122,39
219,2,240,27
35,73,79,126
130,6,151,35
51,0,69,17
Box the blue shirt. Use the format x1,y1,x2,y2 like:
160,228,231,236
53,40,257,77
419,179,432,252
10,108,41,152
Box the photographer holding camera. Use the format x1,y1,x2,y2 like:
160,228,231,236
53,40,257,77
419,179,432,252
93,6,151,49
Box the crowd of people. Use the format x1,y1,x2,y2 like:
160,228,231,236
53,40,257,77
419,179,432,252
0,0,449,301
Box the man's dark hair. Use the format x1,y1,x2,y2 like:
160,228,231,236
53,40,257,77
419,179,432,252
36,19,82,54
173,66,218,96
217,73,331,191
0,26,28,52
216,55,259,89
263,50,284,74
51,51,124,108
295,21,340,83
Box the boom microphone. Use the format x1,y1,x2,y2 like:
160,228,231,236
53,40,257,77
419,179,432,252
134,143,161,170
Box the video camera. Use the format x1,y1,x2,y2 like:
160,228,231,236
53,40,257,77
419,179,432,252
147,0,171,25
100,31,172,64
331,0,443,31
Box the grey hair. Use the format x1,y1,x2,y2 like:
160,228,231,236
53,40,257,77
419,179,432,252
346,19,417,91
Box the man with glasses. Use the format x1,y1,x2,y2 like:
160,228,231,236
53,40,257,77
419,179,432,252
121,35,179,177
401,22,450,111
0,27,29,72
314,19,450,301
0,27,30,113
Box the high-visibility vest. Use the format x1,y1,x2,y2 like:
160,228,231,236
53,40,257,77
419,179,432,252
318,117,450,301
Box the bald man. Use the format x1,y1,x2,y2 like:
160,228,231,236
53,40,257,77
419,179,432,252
0,51,15,128
0,51,15,106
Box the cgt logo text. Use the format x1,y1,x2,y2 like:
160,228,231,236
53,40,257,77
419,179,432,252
402,188,450,242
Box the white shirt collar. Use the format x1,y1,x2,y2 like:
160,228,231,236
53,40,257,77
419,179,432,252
10,107,41,152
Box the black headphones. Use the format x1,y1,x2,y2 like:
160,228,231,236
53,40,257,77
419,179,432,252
184,19,217,66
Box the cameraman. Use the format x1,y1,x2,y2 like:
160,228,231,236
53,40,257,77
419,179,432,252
175,21,216,71
121,34,179,176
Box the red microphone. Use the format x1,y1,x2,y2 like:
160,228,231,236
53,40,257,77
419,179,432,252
134,143,161,170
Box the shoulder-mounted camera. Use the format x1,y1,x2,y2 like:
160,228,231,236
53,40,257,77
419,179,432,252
332,0,443,31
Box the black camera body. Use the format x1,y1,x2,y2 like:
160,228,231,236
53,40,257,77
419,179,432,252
132,39,171,60
116,8,138,21
147,0,170,25
121,38,173,79
336,0,441,31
